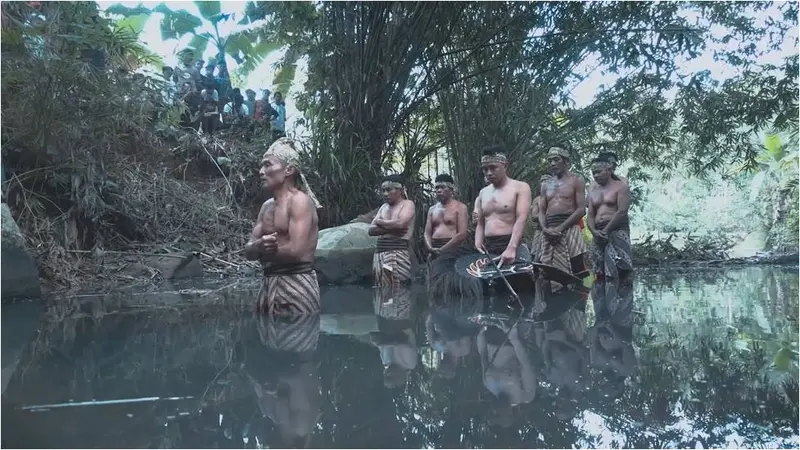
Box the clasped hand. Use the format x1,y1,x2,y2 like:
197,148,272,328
254,232,278,255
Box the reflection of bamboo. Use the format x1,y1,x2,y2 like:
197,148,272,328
21,395,195,410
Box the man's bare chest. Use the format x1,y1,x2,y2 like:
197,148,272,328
432,206,458,226
482,190,516,214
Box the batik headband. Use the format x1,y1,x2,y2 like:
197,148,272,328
263,138,322,208
548,147,570,160
381,181,404,190
481,153,508,164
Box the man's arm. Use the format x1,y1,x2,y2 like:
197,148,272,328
601,184,631,233
439,203,469,252
555,177,586,233
507,182,532,249
274,195,315,260
424,206,434,251
244,202,268,260
538,183,548,231
368,205,389,236
375,200,414,230
474,194,485,250
587,193,598,234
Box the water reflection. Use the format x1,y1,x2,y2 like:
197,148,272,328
247,314,321,448
371,285,418,390
1,267,798,448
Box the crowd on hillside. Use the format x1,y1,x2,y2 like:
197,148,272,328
159,57,287,141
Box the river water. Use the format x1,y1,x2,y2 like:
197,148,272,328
2,266,798,448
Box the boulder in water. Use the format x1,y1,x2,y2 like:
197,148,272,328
1,203,41,301
315,222,377,285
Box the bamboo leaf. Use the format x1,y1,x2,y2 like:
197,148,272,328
113,14,150,36
104,3,152,17
272,48,300,95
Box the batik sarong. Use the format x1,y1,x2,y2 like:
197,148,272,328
537,214,590,280
427,237,482,300
482,234,535,304
373,236,413,286
257,262,321,315
590,219,633,280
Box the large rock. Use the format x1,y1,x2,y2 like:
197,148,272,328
315,222,377,285
1,203,41,300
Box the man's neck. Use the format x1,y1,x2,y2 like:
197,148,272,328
556,170,570,180
271,184,297,200
440,198,452,206
491,177,509,188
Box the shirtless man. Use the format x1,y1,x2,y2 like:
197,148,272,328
586,152,628,204
244,138,322,315
587,158,633,280
425,174,470,296
537,146,590,280
425,174,468,256
474,145,532,266
369,175,416,288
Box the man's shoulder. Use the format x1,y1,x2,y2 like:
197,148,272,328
402,198,416,209
510,178,531,191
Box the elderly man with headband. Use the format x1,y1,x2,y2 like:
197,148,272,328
369,174,417,294
587,157,633,281
244,137,322,315
537,146,590,288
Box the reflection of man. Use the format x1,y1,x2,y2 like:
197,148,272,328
244,138,322,315
477,321,536,428
369,175,416,289
425,296,482,379
589,278,636,399
537,146,590,282
587,158,633,280
247,313,321,449
371,285,418,389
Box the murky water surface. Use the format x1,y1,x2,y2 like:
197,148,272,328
2,267,798,448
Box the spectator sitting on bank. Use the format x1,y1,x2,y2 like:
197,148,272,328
223,93,250,125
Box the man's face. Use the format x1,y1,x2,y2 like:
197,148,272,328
181,82,191,93
205,65,215,77
274,92,283,103
247,91,256,101
194,60,204,70
435,183,453,203
259,156,288,190
381,183,403,204
592,166,612,186
162,68,173,79
481,161,507,184
547,155,567,175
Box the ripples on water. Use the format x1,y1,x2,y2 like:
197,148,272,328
2,267,798,448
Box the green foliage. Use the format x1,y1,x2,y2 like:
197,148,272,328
105,1,284,79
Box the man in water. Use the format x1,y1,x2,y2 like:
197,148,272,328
537,146,590,282
244,138,323,315
424,174,472,298
425,174,468,256
530,173,553,259
587,158,633,280
474,145,532,265
369,174,416,289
